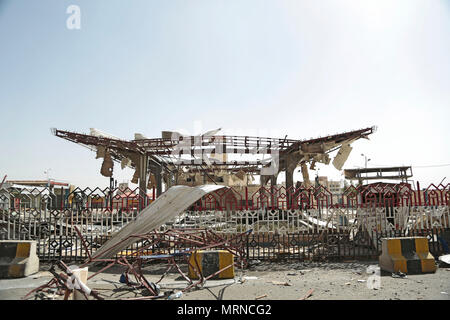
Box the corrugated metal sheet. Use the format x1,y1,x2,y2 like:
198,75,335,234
90,184,227,260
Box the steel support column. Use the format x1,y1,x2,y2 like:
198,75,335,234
139,155,148,204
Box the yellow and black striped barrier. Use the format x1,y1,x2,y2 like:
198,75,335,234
0,241,39,278
188,250,235,280
379,237,436,274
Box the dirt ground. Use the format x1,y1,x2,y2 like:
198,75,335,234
1,260,449,300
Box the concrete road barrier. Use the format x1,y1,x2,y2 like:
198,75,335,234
188,250,235,280
0,240,39,278
379,237,437,274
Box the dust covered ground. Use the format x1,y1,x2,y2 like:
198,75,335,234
1,260,449,300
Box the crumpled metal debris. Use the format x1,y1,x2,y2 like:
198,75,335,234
391,271,407,279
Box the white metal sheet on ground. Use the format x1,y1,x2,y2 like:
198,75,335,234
298,220,314,229
439,254,450,265
300,212,336,229
90,184,227,260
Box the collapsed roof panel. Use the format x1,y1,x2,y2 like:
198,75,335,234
52,126,375,189
90,184,227,260
53,127,374,169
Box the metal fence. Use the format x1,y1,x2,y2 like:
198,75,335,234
245,228,449,261
190,182,449,210
0,183,449,262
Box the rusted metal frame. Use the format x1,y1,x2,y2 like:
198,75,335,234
0,175,7,189
23,277,59,300
166,233,213,248
137,252,196,287
119,257,200,300
213,229,252,252
73,226,92,261
119,256,157,295
184,263,235,293
154,258,176,285
203,230,249,264
284,127,374,155
119,229,216,256
218,235,249,263
85,260,118,280
165,228,207,241
177,232,249,256
187,229,228,248
46,267,74,294
87,232,157,261
75,231,159,286
117,134,297,155
58,260,104,300
133,257,145,282
170,256,194,285
142,230,203,250
54,129,146,154
120,295,162,300
24,262,102,300
116,234,162,258
124,261,147,290
184,251,205,291
187,135,296,150
124,238,166,259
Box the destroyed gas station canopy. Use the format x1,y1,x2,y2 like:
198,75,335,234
52,126,376,196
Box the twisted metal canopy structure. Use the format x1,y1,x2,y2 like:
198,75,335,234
52,126,376,197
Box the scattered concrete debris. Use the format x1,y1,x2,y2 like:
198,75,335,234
391,272,407,279
269,281,291,286
167,291,183,300
366,265,380,274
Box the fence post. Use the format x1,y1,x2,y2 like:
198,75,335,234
337,233,340,260
245,187,248,211
246,232,251,261
417,181,421,206
59,235,63,261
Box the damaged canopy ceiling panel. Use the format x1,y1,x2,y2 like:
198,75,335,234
90,184,227,260
332,143,353,170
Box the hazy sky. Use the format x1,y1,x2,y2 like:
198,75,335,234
0,0,448,188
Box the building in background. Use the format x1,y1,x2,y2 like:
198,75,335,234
2,179,71,210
